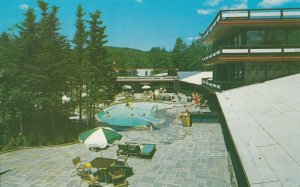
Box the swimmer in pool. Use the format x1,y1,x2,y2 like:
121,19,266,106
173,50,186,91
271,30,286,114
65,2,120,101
106,111,111,117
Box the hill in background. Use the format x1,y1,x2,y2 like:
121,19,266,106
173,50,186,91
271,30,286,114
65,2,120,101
106,46,172,69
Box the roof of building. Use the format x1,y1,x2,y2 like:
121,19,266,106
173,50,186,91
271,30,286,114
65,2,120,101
217,73,300,186
179,71,213,85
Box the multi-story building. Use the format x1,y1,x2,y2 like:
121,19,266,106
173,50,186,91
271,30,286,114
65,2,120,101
201,8,300,91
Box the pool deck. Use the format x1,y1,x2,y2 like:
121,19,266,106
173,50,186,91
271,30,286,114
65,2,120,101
217,74,300,186
0,121,232,187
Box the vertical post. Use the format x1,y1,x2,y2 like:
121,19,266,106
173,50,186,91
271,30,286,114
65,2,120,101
248,10,250,19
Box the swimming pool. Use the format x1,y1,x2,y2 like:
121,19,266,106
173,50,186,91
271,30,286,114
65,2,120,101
97,102,172,127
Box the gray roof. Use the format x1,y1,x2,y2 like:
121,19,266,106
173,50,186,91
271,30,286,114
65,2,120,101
217,73,300,186
178,71,201,80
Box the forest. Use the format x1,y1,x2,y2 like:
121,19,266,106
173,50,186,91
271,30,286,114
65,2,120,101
0,0,208,151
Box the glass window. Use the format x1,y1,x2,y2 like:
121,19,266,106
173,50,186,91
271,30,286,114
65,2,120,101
287,29,300,45
234,34,242,47
265,30,285,45
247,31,264,46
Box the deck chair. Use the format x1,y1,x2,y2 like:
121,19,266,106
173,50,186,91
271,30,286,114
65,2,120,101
79,173,101,187
71,157,87,176
116,144,129,156
109,169,128,187
115,155,129,167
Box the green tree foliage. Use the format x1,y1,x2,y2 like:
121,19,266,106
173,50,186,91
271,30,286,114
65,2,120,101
86,10,116,120
73,5,87,121
148,47,172,68
172,37,187,69
0,1,116,151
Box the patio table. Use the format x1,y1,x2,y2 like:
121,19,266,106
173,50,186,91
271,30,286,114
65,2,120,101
90,157,117,183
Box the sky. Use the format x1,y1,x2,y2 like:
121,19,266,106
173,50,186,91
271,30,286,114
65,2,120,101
1,0,300,51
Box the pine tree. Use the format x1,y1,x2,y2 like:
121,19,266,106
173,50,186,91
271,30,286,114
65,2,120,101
172,38,187,69
87,10,116,120
73,5,87,121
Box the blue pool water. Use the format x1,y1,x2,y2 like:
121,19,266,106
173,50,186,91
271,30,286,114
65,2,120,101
97,102,171,127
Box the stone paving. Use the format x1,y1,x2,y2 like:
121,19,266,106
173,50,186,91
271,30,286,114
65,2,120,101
0,123,231,187
0,103,232,187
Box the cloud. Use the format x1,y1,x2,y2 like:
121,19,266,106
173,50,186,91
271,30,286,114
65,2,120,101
221,0,248,10
136,0,143,3
187,36,200,41
258,0,299,8
205,0,222,7
19,4,29,10
197,9,215,15
231,0,248,9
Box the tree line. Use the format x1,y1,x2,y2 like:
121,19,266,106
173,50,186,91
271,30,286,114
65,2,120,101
109,38,209,71
0,1,116,151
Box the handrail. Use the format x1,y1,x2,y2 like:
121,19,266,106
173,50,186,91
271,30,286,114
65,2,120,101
201,8,300,41
202,46,300,62
202,78,263,91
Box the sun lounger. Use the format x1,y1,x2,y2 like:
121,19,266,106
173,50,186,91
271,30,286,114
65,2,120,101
117,142,156,158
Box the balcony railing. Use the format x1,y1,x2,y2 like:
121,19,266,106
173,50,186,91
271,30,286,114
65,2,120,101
201,8,300,41
202,78,262,91
202,46,300,62
117,76,178,81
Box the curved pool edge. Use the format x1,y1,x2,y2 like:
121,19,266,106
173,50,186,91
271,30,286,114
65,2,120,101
95,101,173,129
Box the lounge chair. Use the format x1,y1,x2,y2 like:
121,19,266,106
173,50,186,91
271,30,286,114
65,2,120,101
117,142,156,158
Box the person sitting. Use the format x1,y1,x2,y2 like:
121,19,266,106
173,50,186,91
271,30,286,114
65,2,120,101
106,112,111,117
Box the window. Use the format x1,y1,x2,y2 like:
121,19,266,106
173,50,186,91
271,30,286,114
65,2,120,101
287,29,300,45
234,34,242,47
265,30,285,45
247,31,264,46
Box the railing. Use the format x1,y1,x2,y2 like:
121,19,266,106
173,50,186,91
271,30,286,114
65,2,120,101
202,78,222,91
117,76,178,81
201,8,300,41
202,78,261,91
202,46,300,62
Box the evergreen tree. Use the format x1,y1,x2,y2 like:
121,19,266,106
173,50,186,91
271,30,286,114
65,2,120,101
73,5,87,121
87,10,116,120
148,47,172,68
172,37,187,69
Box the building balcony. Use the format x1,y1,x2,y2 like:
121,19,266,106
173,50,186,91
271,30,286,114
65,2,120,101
202,46,300,65
201,8,300,43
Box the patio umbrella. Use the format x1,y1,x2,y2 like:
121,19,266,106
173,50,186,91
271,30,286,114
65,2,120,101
122,85,132,90
142,85,151,89
79,127,122,155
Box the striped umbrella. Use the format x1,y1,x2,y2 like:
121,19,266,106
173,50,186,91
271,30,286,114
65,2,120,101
79,127,122,150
